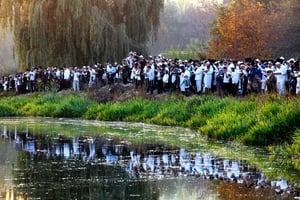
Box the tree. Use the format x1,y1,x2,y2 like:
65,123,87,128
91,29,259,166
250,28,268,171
148,1,217,56
207,0,280,60
271,0,300,58
163,40,208,60
0,0,163,71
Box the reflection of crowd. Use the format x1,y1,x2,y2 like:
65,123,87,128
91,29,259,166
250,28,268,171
126,149,294,195
1,52,300,96
2,127,296,196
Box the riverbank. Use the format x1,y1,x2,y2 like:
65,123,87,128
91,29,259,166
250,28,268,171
0,83,300,174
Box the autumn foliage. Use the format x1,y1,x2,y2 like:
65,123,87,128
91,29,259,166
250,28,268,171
207,0,281,60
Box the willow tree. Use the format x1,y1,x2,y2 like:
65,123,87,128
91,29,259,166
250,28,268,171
0,0,163,70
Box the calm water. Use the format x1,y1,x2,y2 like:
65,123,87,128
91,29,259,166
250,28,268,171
0,118,298,200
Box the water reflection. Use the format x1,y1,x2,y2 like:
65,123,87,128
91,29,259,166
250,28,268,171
0,134,18,200
0,123,298,200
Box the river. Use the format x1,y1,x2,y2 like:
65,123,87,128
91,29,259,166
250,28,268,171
0,117,298,200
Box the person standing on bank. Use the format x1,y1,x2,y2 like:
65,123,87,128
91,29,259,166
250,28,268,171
203,61,213,94
274,62,287,95
73,67,81,91
148,63,155,94
121,59,129,84
194,62,204,94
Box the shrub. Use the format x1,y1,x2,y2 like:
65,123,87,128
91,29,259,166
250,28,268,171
0,103,16,117
52,96,95,118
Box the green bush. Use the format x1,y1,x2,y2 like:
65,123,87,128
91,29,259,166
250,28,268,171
52,95,96,118
0,102,16,117
94,99,145,121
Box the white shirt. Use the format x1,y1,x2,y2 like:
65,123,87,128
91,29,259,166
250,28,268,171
194,66,204,81
107,65,116,74
73,71,80,81
184,69,191,79
89,68,96,81
55,70,61,79
135,69,141,80
64,68,70,80
281,64,288,81
231,69,240,84
274,66,286,83
223,71,232,83
204,66,213,88
29,70,36,81
162,73,169,83
148,65,155,81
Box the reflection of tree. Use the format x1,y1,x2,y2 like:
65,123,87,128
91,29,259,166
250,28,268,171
217,182,287,200
13,152,160,200
0,140,18,193
0,0,163,70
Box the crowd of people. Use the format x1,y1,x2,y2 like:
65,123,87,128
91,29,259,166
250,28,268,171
1,52,300,97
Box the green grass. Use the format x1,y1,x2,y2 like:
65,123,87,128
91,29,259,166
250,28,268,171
0,93,97,118
1,93,300,149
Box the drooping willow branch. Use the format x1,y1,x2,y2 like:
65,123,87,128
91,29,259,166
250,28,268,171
0,0,164,70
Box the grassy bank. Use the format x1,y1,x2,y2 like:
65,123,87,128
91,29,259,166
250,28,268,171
0,92,299,171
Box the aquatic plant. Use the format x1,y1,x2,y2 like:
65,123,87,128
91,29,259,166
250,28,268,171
269,129,300,172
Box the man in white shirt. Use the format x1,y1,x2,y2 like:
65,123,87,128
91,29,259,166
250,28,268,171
162,69,169,92
222,67,232,96
73,67,81,91
274,62,287,95
106,63,116,84
63,66,71,89
29,68,36,92
148,64,155,94
88,66,97,88
194,63,204,94
203,61,213,93
231,65,240,95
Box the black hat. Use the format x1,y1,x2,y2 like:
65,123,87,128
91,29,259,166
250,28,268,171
275,57,284,64
244,57,252,63
208,59,216,63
